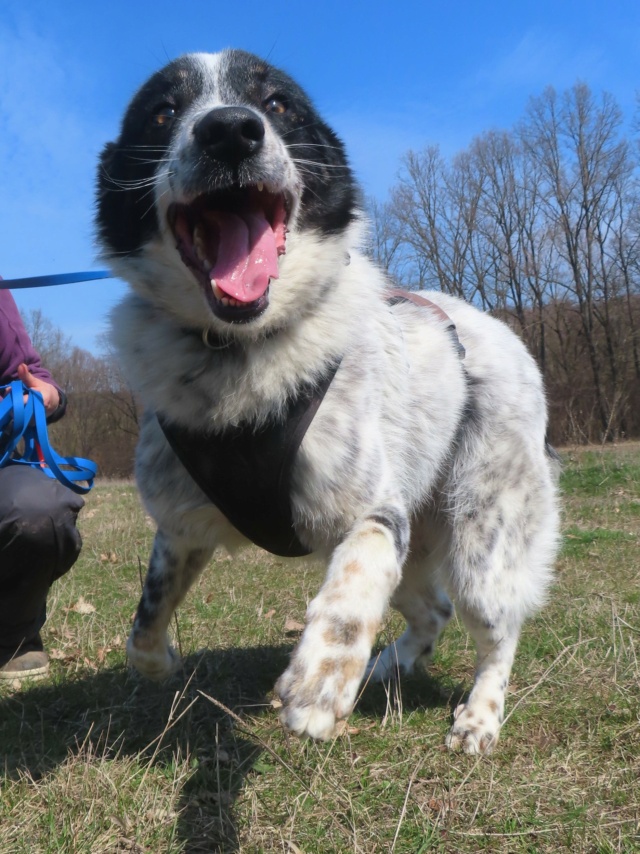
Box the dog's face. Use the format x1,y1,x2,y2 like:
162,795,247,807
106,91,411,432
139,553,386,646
97,50,358,333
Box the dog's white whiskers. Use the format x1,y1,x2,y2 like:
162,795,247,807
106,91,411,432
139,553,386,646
125,156,174,166
291,159,348,170
139,186,171,220
103,178,159,192
280,121,331,139
286,143,345,151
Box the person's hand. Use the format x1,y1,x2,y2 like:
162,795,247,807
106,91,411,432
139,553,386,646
17,363,60,416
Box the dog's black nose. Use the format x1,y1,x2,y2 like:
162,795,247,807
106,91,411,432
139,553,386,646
194,107,265,163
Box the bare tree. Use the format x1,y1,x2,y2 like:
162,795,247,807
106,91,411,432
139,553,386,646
365,81,640,442
22,310,139,476
520,83,631,438
23,308,73,381
365,196,404,276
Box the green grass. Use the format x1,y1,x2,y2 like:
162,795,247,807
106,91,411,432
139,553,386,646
561,452,640,496
1,446,639,852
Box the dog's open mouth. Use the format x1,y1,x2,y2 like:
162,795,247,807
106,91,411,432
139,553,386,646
169,186,289,323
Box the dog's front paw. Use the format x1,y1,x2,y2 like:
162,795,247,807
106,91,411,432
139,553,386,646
275,651,365,740
126,633,180,680
445,701,502,754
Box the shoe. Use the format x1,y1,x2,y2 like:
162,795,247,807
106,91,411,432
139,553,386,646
0,634,50,681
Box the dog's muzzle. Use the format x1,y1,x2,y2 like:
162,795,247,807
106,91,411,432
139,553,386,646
169,107,292,323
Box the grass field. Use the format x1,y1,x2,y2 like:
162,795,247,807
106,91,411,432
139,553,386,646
1,444,639,853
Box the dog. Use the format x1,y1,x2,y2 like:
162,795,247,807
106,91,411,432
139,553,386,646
96,49,560,753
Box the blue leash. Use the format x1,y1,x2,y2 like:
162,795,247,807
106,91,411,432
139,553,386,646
0,270,108,490
0,271,112,289
0,381,97,493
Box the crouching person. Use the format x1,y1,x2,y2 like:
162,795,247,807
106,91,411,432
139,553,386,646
0,284,84,681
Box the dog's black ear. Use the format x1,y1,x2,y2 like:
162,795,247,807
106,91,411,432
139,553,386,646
96,142,118,207
95,139,160,257
297,120,360,236
99,141,117,175
95,141,119,253
96,141,129,255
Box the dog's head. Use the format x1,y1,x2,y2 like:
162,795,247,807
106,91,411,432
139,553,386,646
97,50,359,335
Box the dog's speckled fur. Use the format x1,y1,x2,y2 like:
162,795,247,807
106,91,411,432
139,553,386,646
97,49,560,751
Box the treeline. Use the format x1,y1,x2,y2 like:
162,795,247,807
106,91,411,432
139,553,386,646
368,83,640,443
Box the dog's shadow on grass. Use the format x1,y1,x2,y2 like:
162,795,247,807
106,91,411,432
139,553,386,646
0,644,459,852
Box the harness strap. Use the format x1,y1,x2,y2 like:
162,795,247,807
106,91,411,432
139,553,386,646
0,382,97,493
387,289,466,359
159,361,340,557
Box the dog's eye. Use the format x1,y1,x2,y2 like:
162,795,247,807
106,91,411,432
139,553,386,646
263,96,288,115
151,105,177,127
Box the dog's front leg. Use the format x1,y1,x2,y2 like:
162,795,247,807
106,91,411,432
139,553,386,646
127,528,213,680
276,505,409,739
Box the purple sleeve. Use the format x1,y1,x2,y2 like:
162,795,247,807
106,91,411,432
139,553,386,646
0,286,59,389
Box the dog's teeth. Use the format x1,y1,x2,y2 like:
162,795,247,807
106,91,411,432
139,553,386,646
211,286,241,308
257,181,264,192
193,226,207,262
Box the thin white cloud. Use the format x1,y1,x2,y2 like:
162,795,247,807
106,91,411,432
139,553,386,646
0,19,107,271
468,28,606,102
0,17,119,351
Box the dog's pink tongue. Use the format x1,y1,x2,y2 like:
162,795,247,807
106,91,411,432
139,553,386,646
206,211,279,302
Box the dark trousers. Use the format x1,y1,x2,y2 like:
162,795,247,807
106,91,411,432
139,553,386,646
0,465,84,649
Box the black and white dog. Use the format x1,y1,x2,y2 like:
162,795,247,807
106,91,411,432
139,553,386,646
96,50,559,752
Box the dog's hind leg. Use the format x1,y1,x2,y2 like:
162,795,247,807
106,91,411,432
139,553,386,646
365,551,453,681
276,503,410,740
444,607,520,754
127,527,214,680
443,449,558,754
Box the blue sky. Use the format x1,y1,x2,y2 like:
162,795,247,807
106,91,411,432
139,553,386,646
1,0,639,352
